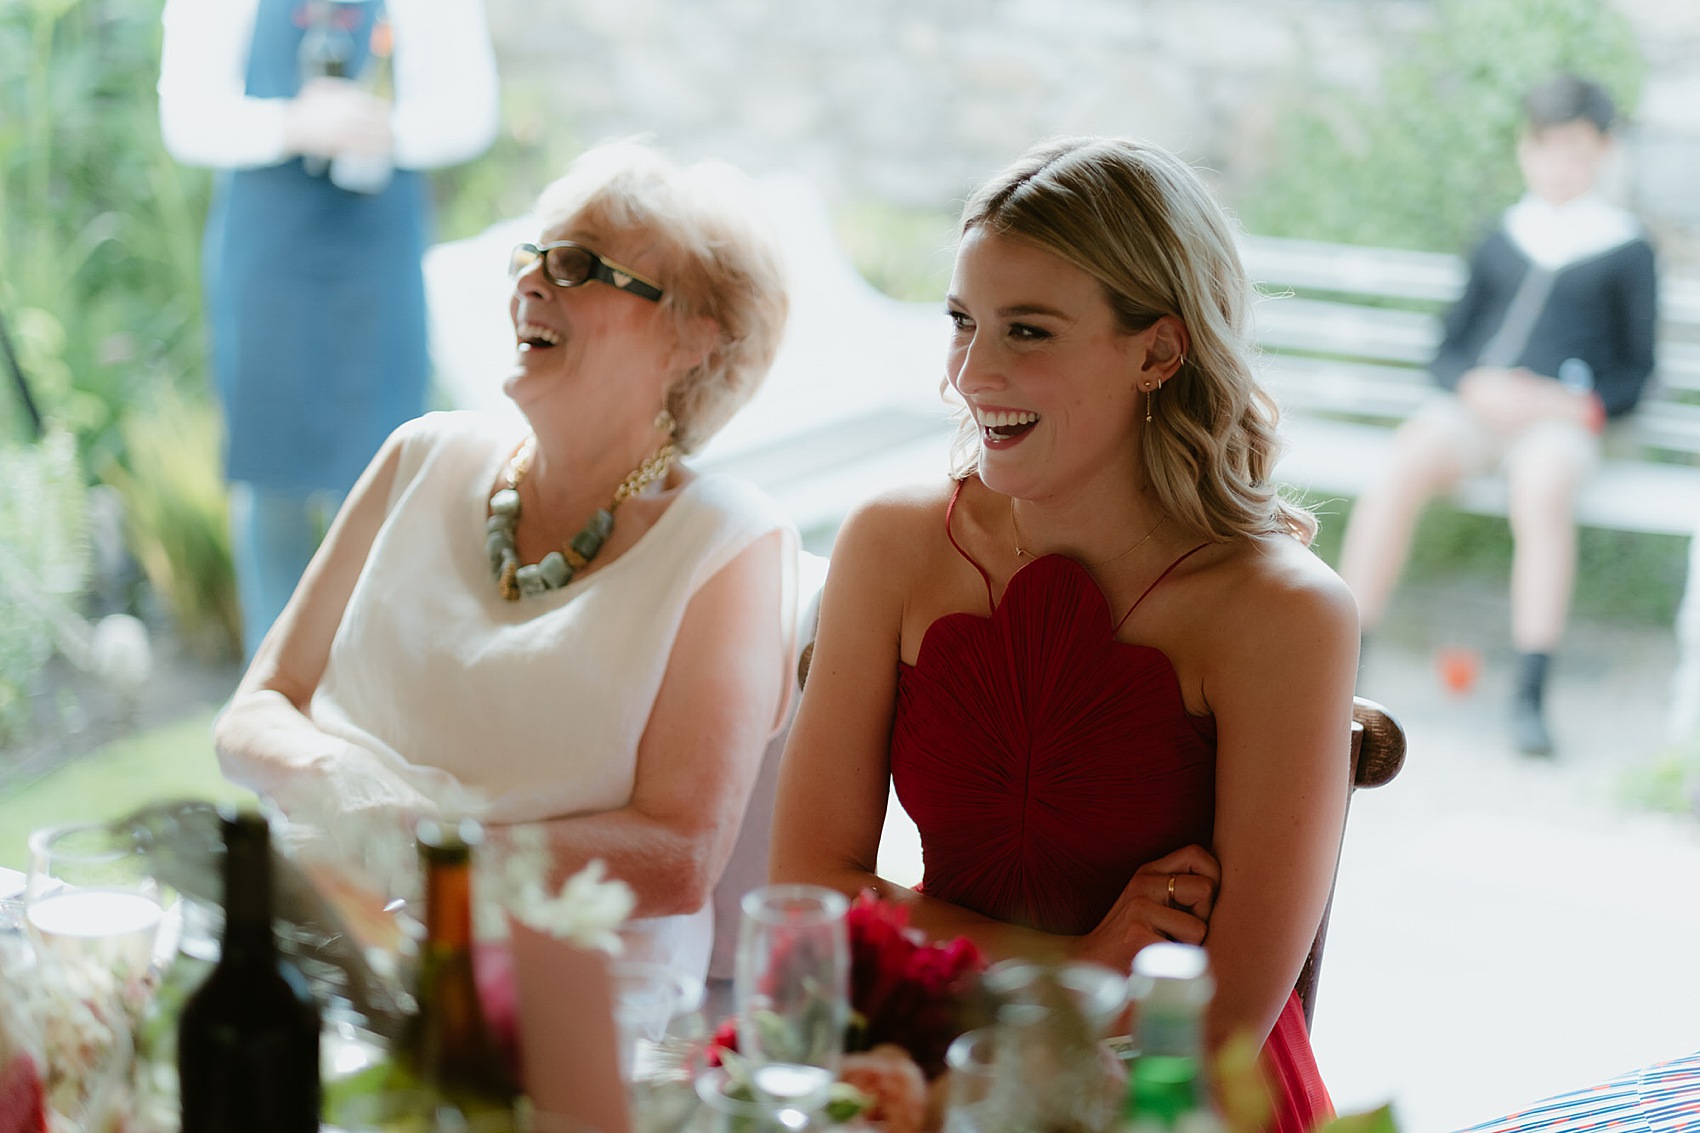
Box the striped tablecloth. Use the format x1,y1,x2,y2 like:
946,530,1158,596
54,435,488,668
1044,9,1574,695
1461,1050,1700,1133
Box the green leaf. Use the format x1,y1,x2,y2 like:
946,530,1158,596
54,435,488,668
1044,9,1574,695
1241,0,1644,252
1316,1103,1401,1133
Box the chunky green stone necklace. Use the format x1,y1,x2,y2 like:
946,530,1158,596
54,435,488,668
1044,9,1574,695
486,436,677,601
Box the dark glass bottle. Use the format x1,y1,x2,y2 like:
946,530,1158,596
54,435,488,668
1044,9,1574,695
297,0,353,81
330,14,395,194
296,0,354,176
178,808,322,1133
388,818,519,1127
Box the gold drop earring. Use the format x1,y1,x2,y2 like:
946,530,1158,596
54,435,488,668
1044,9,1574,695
1146,355,1183,424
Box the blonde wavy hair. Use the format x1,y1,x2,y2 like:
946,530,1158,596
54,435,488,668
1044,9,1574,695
535,140,789,454
952,136,1315,544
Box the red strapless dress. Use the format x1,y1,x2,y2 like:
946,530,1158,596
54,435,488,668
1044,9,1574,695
889,498,1333,1131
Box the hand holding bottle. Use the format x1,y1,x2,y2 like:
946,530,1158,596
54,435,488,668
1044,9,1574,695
329,16,396,194
284,77,391,163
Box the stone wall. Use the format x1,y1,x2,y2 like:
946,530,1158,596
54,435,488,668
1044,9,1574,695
1616,0,1700,259
484,0,1700,262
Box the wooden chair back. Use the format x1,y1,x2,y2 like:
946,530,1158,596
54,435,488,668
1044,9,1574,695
1296,695,1407,1028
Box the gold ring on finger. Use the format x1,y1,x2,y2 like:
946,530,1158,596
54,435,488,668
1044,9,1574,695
1167,874,1179,908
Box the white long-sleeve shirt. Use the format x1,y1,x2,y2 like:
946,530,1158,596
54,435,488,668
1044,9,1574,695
158,0,500,172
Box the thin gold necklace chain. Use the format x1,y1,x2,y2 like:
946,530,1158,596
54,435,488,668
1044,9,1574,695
505,436,679,503
1010,497,1166,568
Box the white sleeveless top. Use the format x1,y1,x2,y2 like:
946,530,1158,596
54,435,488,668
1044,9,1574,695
309,411,797,976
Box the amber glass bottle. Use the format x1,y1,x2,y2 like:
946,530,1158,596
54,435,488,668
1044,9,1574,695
387,818,520,1128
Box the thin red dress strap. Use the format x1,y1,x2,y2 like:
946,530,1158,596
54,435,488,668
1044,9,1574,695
1115,543,1211,633
944,478,998,615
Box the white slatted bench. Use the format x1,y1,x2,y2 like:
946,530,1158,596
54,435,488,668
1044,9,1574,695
1244,234,1700,536
1242,234,1700,738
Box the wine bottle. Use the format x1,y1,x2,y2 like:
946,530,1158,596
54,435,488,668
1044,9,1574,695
330,14,395,194
296,0,354,177
178,808,322,1133
1122,942,1220,1132
386,817,519,1127
135,896,219,1130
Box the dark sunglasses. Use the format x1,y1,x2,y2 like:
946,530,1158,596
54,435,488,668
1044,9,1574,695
507,241,664,302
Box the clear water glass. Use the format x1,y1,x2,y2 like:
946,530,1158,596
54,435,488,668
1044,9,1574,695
612,959,705,1083
981,957,1128,1037
733,884,849,1112
943,1027,999,1133
21,820,165,1131
943,963,1127,1133
25,820,169,988
694,1065,826,1133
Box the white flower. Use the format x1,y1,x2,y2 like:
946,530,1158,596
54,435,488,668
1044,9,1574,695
503,841,636,954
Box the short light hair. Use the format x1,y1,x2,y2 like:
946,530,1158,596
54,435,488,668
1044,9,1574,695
955,136,1315,543
534,140,789,454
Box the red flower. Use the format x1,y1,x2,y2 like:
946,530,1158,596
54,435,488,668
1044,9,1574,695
844,891,985,1079
704,1015,741,1067
704,891,987,1081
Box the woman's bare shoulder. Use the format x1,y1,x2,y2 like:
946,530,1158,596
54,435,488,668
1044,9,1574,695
834,478,960,553
1210,531,1358,632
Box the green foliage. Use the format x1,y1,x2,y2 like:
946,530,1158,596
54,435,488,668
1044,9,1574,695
102,388,240,661
2,0,237,655
431,82,584,243
833,198,958,304
0,707,251,871
0,0,213,463
1318,1104,1402,1133
1618,746,1700,817
0,429,90,743
1307,493,1686,625
1241,0,1645,253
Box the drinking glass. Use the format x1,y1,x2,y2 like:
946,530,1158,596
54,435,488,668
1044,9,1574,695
614,959,709,1133
22,821,165,1131
943,1027,999,1133
694,1065,826,1133
612,959,705,1083
0,867,24,932
944,963,1126,1133
733,884,848,1112
25,820,168,990
982,958,1128,1037
327,1089,533,1133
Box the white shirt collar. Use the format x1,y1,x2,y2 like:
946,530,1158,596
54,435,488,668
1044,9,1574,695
1504,193,1640,271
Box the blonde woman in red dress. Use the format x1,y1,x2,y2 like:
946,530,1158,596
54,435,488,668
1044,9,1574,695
772,137,1358,1129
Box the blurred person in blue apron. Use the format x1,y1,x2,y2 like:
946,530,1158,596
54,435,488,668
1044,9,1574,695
159,0,500,659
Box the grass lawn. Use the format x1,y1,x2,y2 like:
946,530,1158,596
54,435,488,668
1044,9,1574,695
0,709,255,872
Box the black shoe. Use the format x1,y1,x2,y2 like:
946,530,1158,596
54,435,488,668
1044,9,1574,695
1512,698,1554,756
